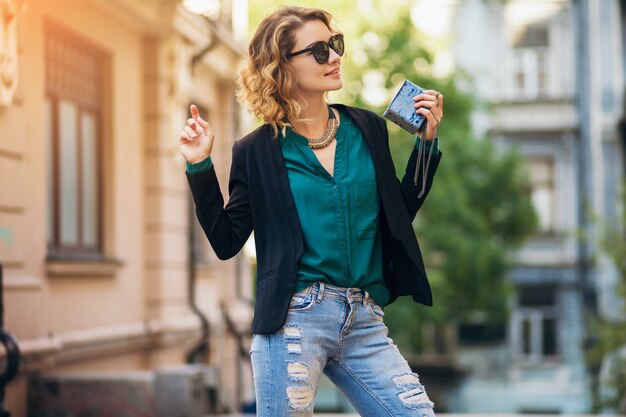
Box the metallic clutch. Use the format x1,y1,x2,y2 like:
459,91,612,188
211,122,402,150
382,80,426,135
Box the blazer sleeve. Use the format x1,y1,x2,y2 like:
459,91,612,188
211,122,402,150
185,140,253,260
378,116,442,222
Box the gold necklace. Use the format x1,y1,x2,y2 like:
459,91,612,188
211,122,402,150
292,105,338,149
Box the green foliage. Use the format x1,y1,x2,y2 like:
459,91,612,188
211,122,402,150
248,0,538,354
585,189,626,414
414,139,537,322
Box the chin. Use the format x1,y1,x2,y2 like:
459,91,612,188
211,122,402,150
298,79,343,94
326,79,343,91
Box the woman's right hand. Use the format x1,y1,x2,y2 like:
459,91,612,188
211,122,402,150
179,104,215,164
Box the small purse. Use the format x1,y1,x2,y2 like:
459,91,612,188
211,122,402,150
382,79,427,135
382,79,436,198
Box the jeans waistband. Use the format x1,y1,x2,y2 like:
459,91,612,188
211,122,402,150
308,281,369,305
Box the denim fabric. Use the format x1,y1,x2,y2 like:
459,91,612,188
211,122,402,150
249,281,436,416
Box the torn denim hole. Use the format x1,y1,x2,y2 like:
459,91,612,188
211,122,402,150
287,343,302,354
284,324,302,354
286,384,315,411
287,361,310,382
392,372,435,410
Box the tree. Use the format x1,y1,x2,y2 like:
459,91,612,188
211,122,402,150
585,189,626,414
248,0,537,354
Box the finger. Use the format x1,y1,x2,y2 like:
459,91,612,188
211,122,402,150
190,104,200,120
432,90,444,107
423,107,442,124
196,116,210,129
187,119,203,136
414,99,443,119
179,130,192,143
417,90,444,108
423,89,443,100
416,107,437,126
414,89,439,99
429,108,441,124
413,99,437,109
416,108,438,140
434,93,443,108
184,125,197,138
188,114,210,133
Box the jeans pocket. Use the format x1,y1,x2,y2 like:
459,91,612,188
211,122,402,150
288,285,316,311
365,298,385,320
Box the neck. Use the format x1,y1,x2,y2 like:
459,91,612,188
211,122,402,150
289,94,331,138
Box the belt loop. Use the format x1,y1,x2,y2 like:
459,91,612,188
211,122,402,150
316,282,324,302
362,290,369,307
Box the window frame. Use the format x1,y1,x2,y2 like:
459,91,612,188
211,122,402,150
512,46,550,99
511,284,561,363
510,21,551,99
44,19,110,261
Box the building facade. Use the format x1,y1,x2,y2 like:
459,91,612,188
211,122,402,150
0,0,255,415
450,0,625,413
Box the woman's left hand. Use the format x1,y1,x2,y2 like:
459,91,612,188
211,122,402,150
413,89,443,141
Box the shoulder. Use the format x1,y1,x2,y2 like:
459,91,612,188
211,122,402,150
233,123,271,153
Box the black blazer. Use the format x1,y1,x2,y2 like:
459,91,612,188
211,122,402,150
186,103,442,334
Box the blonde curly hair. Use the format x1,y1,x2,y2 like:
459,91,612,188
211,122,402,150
235,6,343,139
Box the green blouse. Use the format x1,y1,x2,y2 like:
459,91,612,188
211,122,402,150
186,107,439,309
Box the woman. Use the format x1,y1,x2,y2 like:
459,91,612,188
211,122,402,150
179,6,443,417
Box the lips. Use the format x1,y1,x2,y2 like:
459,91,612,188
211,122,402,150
325,68,340,76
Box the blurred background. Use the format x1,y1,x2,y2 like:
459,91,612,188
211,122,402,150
0,0,625,415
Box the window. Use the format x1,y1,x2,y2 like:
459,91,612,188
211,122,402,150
511,284,559,363
527,156,556,234
511,23,550,98
458,321,506,345
45,21,108,258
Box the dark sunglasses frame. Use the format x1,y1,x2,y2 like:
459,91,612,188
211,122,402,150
286,33,344,64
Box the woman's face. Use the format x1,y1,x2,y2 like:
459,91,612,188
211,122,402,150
288,19,343,96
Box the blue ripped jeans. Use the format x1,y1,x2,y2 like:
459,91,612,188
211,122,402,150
249,281,436,417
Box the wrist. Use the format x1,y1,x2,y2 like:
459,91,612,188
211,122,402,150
186,155,213,174
187,154,211,164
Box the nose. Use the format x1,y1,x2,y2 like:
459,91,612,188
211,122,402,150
328,47,341,64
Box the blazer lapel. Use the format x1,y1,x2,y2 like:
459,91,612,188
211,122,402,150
267,126,304,259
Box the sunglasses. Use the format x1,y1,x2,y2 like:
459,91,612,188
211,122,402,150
286,33,345,64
